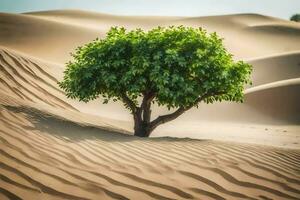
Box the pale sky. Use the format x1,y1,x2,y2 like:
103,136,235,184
1,0,299,19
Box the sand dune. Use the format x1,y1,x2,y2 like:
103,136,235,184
25,9,181,29
0,9,300,200
1,103,300,200
0,48,74,110
0,12,101,63
248,52,300,86
0,48,131,131
0,10,299,63
244,78,300,124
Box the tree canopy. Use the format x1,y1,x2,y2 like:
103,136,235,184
59,26,252,137
290,14,300,22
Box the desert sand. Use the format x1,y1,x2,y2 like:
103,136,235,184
0,10,300,199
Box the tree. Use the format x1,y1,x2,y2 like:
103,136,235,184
290,14,300,22
59,26,252,137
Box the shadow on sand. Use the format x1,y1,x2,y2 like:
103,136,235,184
3,104,201,144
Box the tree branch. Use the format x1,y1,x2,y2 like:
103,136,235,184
149,91,226,131
149,107,186,131
120,92,138,113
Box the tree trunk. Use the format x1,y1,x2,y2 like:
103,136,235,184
133,92,154,137
134,121,151,137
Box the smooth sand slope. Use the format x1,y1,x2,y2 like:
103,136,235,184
0,10,300,199
1,10,300,63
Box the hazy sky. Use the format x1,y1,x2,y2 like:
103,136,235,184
1,0,299,19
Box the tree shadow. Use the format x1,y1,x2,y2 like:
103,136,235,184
4,105,201,144
4,105,136,142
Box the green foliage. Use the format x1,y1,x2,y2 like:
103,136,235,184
290,14,300,22
59,26,252,112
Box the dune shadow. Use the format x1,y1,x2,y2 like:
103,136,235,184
247,25,300,36
3,105,202,144
3,105,137,142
